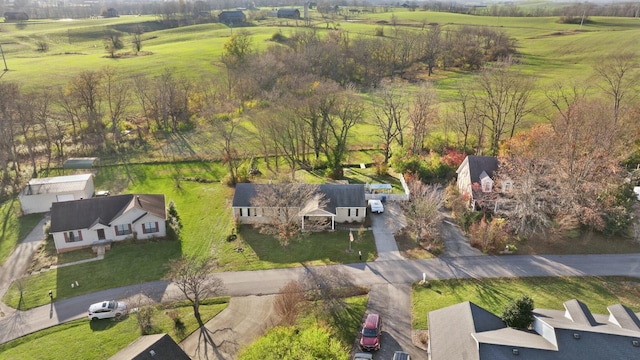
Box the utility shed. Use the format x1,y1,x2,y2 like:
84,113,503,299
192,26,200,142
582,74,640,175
63,157,99,169
19,174,94,214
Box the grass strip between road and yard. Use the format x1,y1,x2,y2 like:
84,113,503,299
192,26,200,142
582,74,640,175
412,276,640,329
0,297,229,360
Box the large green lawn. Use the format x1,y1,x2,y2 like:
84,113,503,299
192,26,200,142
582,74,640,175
0,297,229,360
0,198,43,265
412,276,640,329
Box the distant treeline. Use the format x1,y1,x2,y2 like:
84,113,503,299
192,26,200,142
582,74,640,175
422,1,640,18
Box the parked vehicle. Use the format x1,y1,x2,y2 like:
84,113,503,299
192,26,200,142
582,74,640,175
87,300,127,320
392,351,411,360
368,199,384,214
359,313,382,351
354,353,373,360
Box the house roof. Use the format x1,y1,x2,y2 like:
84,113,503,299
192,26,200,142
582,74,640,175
232,183,365,214
457,156,499,184
277,8,300,14
108,333,190,360
50,194,165,233
20,174,93,196
429,299,640,360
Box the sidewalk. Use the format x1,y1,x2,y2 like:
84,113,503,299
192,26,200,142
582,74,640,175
0,215,47,318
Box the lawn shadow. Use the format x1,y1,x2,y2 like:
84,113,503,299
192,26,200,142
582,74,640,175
88,316,128,332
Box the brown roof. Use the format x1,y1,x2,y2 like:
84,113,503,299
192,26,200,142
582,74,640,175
50,194,165,233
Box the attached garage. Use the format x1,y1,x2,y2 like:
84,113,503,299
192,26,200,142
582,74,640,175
19,174,95,214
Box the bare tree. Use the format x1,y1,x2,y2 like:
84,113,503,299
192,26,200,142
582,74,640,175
298,266,355,316
274,280,305,325
213,116,246,185
592,52,639,124
408,82,438,153
164,255,225,327
132,25,143,54
372,81,404,163
250,183,326,247
400,177,445,243
103,29,124,58
102,67,131,142
474,59,535,155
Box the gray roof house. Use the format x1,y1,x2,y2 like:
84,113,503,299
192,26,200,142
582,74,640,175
232,183,366,230
50,194,166,253
428,299,640,360
109,333,190,360
456,155,499,197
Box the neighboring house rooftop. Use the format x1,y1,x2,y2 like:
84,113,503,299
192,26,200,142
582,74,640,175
457,155,499,184
20,173,93,196
429,299,640,360
232,183,365,214
50,194,165,233
108,333,190,360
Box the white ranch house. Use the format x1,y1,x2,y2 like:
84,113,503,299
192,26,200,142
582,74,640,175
49,194,166,253
232,183,367,230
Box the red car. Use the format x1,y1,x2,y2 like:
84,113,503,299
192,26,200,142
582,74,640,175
359,313,382,351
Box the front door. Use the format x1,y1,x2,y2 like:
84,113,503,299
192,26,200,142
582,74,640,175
97,229,105,240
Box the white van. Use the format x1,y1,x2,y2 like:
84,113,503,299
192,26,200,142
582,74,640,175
368,199,384,214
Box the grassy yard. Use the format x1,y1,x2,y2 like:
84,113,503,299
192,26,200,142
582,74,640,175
412,276,640,329
0,297,229,360
0,198,44,265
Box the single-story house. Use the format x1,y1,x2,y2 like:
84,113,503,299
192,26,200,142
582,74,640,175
218,10,246,25
428,299,640,359
19,173,95,215
277,8,301,19
108,333,190,360
232,183,366,230
50,194,166,253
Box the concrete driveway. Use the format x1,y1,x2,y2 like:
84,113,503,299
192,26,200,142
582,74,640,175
440,213,484,257
371,202,406,261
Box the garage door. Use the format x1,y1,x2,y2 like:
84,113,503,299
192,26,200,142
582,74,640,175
56,194,75,202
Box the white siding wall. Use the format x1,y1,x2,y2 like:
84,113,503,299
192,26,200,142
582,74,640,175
335,207,366,223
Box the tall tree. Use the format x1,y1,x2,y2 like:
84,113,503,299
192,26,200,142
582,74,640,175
372,81,404,163
592,52,639,124
164,255,225,327
408,82,438,153
102,67,131,142
103,29,124,58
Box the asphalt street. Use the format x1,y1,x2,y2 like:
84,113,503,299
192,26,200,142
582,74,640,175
2,253,640,345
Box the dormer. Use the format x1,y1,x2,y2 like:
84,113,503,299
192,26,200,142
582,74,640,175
479,171,494,192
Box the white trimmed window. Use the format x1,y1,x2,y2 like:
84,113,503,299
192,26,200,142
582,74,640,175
64,230,83,243
115,224,132,236
142,222,159,234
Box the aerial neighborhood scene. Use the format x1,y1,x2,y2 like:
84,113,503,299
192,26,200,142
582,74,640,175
1,0,640,359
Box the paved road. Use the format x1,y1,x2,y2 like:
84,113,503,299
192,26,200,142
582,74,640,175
2,253,640,345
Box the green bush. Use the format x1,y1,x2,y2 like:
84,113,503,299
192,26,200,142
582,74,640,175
501,295,534,329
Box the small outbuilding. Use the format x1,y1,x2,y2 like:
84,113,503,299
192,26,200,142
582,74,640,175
277,8,301,19
19,174,95,215
218,10,246,25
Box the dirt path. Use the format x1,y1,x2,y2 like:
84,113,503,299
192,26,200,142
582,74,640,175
180,295,280,360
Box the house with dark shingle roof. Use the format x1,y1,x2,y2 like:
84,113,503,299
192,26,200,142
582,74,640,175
428,299,640,359
50,194,166,253
232,183,366,230
109,333,190,360
218,10,246,25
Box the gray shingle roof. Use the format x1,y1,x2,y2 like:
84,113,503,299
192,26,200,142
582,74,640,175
462,156,499,184
50,194,165,233
108,333,190,360
232,183,365,214
429,299,640,360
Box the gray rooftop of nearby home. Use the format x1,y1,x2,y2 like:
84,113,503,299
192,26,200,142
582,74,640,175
428,299,640,360
20,173,93,196
232,183,366,213
108,333,190,360
50,194,166,233
458,155,499,183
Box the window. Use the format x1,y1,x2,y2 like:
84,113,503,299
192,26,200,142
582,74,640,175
348,208,351,217
142,222,159,234
239,208,244,216
64,230,82,243
482,180,493,193
355,209,359,217
115,224,132,236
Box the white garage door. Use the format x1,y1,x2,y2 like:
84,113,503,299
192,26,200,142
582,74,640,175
56,194,75,202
